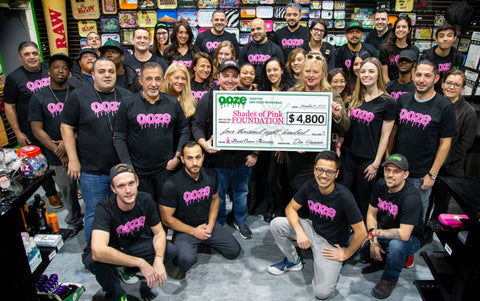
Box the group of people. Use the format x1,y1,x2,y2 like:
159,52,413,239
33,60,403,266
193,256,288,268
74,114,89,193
2,3,477,301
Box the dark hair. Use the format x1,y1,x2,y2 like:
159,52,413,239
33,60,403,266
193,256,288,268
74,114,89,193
308,18,328,41
314,151,340,169
435,24,456,39
416,59,439,76
327,68,349,102
443,69,466,86
383,15,412,59
212,9,226,18
190,52,214,87
345,50,373,96
140,62,163,79
18,41,39,54
181,141,201,154
92,57,115,72
375,8,389,17
164,20,195,64
260,57,296,91
152,23,170,54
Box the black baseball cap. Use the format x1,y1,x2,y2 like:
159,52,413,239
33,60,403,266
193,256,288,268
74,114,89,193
49,53,73,69
99,40,123,54
110,163,137,182
219,59,240,73
398,50,417,62
346,21,364,32
155,22,169,32
76,46,98,61
382,154,409,171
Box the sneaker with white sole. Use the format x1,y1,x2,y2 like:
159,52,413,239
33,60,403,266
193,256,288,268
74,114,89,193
268,257,303,275
118,267,139,284
234,222,252,239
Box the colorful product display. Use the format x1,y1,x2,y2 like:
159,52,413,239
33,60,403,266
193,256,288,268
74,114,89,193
16,146,48,179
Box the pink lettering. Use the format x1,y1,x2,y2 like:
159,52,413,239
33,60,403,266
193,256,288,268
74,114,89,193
183,186,211,206
248,54,272,65
438,62,452,73
281,38,304,49
307,200,336,221
206,41,221,53
399,109,431,130
116,216,146,236
350,108,375,125
390,91,408,100
136,113,172,129
389,55,399,66
345,59,352,71
26,77,50,93
47,103,64,118
377,198,398,219
191,90,208,101
90,101,121,118
172,60,192,68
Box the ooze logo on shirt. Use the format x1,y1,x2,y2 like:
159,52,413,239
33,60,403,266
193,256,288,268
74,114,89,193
344,59,352,71
389,55,399,66
91,101,120,118
438,62,451,73
377,198,398,218
248,54,271,65
191,90,208,101
172,60,192,68
183,186,211,206
26,77,50,93
307,200,336,220
116,216,146,236
206,41,221,53
390,91,408,100
136,113,171,129
399,109,431,130
350,108,375,125
282,39,304,49
47,103,64,117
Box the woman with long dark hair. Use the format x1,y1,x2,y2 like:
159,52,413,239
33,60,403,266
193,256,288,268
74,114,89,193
380,16,419,83
189,52,213,102
151,22,169,58
345,50,373,98
260,57,296,92
163,20,199,68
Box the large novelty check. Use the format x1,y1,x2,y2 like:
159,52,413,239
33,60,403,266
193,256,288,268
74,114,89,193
213,91,332,151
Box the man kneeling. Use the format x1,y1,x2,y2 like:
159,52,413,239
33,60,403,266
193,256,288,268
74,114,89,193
91,163,177,301
269,151,366,299
159,141,241,273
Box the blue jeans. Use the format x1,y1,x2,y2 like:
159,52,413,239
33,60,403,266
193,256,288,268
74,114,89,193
361,236,421,282
409,177,430,222
215,164,251,226
80,173,113,242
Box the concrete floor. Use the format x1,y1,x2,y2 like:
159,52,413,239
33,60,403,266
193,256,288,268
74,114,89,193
42,196,442,301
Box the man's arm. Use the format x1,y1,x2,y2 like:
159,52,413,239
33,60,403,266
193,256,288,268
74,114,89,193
207,191,220,231
60,123,81,180
4,103,30,145
321,221,367,262
159,205,212,240
150,223,167,287
285,199,311,249
31,121,58,153
386,124,398,158
422,137,452,190
373,224,415,241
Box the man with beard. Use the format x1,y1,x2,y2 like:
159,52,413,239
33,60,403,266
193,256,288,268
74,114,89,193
335,21,377,73
158,141,241,274
113,62,190,202
99,40,141,93
363,154,423,299
238,18,284,83
29,53,83,238
364,9,393,52
386,50,416,101
4,41,61,208
69,46,98,89
194,10,240,59
271,3,309,59
123,28,168,77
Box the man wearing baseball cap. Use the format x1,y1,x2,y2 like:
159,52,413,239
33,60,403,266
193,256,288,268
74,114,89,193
100,40,141,93
68,46,98,89
335,21,377,73
91,163,177,301
386,49,417,101
363,154,424,299
191,59,259,239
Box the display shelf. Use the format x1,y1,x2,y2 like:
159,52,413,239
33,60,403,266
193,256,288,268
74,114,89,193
413,280,444,301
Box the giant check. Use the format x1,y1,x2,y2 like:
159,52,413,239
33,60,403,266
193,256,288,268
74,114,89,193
213,91,332,151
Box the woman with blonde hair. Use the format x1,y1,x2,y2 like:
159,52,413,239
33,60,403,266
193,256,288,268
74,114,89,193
342,57,396,217
212,40,236,81
161,62,196,119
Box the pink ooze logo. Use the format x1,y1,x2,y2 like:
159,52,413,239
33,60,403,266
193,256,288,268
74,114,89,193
350,108,375,125
47,103,64,117
399,109,431,130
90,101,120,118
307,200,336,221
282,39,304,49
26,77,50,93
248,54,271,65
377,198,398,218
206,41,221,53
183,186,211,206
191,90,208,101
116,216,146,236
136,113,171,129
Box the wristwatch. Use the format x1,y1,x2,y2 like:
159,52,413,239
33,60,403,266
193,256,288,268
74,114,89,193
428,172,437,180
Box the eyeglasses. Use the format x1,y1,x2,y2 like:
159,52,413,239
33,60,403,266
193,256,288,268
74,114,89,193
307,54,324,61
444,81,463,89
314,167,337,177
157,31,168,35
312,28,326,33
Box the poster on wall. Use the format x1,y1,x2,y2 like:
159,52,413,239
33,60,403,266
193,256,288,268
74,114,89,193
139,0,157,9
78,21,98,37
71,0,100,20
102,0,117,14
178,9,199,27
119,0,138,9
138,10,157,27
157,10,178,25
119,11,138,28
101,16,120,32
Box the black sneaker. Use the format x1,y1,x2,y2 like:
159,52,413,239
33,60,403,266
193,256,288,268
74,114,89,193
234,223,252,239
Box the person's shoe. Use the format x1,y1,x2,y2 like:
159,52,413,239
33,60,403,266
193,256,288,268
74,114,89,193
268,257,303,275
234,222,252,239
47,195,63,209
403,255,414,268
67,225,84,239
371,277,397,299
118,267,139,284
263,211,275,223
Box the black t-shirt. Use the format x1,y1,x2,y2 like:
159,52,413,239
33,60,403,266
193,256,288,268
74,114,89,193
28,87,69,166
303,42,336,70
294,180,363,246
92,192,161,249
190,80,211,102
420,46,464,93
394,93,457,177
113,92,190,174
334,43,377,73
238,41,284,83
345,94,396,159
364,26,393,51
379,44,419,81
61,84,131,174
164,46,197,69
370,178,424,237
386,80,415,101
271,25,309,59
123,53,168,77
194,30,240,59
4,63,50,141
159,168,219,227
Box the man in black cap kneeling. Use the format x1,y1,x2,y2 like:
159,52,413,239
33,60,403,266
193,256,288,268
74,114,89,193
363,154,424,299
91,163,178,301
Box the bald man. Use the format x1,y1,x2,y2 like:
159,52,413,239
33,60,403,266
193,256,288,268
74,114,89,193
239,18,284,83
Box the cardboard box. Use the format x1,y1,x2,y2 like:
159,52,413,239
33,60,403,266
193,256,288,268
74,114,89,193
38,282,84,301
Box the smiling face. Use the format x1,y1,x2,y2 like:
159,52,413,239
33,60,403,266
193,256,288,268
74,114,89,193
313,159,338,190
132,29,151,52
177,25,190,46
219,68,239,91
211,11,227,34
86,32,101,50
353,57,363,77
19,46,41,72
395,20,410,41
217,46,233,63
193,57,212,83
285,7,301,29
414,64,438,96
291,53,306,76
330,73,346,94
310,23,326,43
374,12,388,34
48,59,69,86
168,69,187,96
383,163,408,192
442,74,465,101
303,62,323,91
240,65,255,88
435,29,456,51
140,67,163,100
155,28,169,46
266,60,283,86
250,19,267,44
346,28,363,46
359,62,379,88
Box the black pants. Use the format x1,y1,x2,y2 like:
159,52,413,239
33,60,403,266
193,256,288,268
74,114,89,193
137,168,172,203
94,238,178,301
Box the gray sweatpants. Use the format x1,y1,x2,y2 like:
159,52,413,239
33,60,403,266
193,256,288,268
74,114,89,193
50,165,83,228
270,217,343,299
